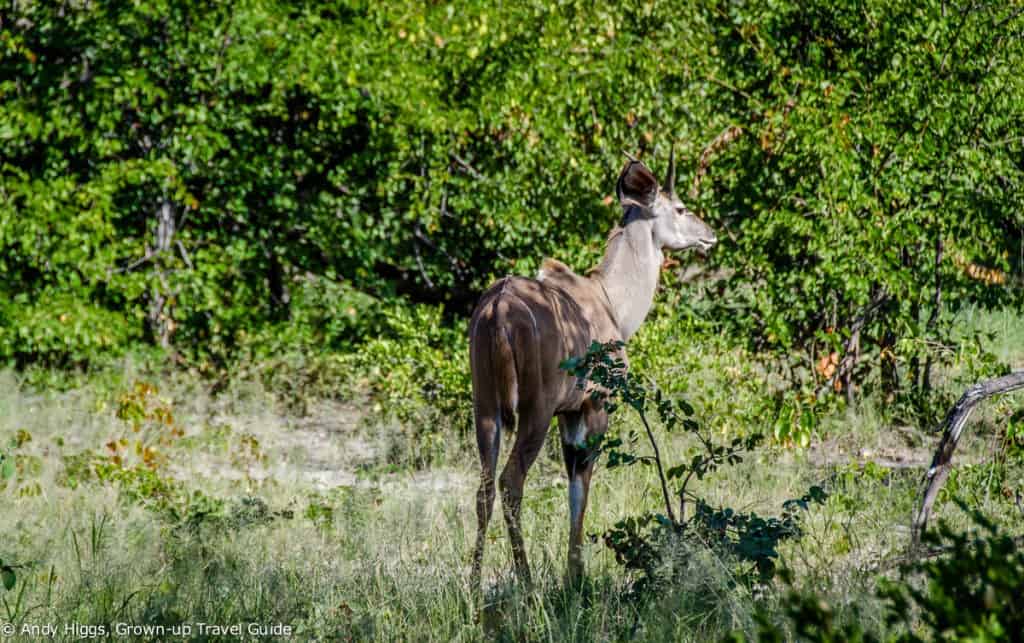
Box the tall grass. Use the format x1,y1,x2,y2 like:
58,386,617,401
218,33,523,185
1,307,1022,641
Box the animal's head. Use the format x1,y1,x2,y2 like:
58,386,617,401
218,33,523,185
615,148,717,254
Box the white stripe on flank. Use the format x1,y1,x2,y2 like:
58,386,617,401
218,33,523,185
506,292,539,336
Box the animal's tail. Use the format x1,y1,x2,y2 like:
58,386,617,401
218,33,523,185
471,285,538,435
491,326,519,429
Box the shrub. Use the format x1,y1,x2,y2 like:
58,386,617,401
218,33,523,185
561,340,826,596
4,0,1021,396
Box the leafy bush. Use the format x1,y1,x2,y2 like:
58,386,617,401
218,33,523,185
698,1,1024,395
3,0,1021,400
561,340,826,595
337,304,471,464
882,507,1024,640
0,558,14,593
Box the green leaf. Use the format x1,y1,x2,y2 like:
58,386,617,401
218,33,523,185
1,566,15,591
0,455,13,480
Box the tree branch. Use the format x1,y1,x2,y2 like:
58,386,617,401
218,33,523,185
689,125,744,200
636,405,676,525
815,290,890,399
450,153,484,180
912,370,1024,547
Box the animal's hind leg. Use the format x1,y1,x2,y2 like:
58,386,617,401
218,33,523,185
499,406,549,586
471,412,501,591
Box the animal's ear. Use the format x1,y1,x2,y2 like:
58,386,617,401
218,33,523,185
616,160,659,209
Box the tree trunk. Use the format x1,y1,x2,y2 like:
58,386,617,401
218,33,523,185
922,237,944,392
148,198,175,349
267,248,290,321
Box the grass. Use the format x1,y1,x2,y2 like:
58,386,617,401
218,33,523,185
1,307,1023,641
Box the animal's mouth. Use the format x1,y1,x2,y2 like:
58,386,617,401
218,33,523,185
693,238,717,255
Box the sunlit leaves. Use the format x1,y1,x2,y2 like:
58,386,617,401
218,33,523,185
2,0,1022,374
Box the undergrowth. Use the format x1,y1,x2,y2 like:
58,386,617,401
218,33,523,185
0,307,1021,640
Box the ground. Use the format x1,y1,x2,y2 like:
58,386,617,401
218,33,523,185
1,306,1022,641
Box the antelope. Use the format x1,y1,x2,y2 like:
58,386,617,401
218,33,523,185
468,149,718,586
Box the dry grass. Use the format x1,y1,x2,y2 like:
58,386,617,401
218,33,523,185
1,308,1022,641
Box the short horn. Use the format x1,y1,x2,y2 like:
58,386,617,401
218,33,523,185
663,144,676,194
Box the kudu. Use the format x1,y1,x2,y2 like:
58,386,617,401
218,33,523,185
468,150,717,586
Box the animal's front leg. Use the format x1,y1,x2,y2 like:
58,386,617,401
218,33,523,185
559,406,606,584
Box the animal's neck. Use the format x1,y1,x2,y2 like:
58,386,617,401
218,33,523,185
592,217,662,340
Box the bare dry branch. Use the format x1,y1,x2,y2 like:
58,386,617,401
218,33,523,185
912,370,1024,547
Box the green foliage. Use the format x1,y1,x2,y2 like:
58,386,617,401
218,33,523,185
0,342,1022,640
769,391,819,448
929,402,1024,512
0,559,14,592
1003,409,1024,461
695,487,829,581
0,450,13,482
304,499,335,527
61,447,299,536
561,340,826,595
3,0,1020,395
882,506,1024,641
0,429,38,494
2,0,384,365
333,303,471,464
242,275,388,356
0,295,139,370
341,303,468,423
738,570,880,643
697,0,1024,396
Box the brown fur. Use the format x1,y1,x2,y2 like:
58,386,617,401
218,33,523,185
469,267,615,587
468,155,717,588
